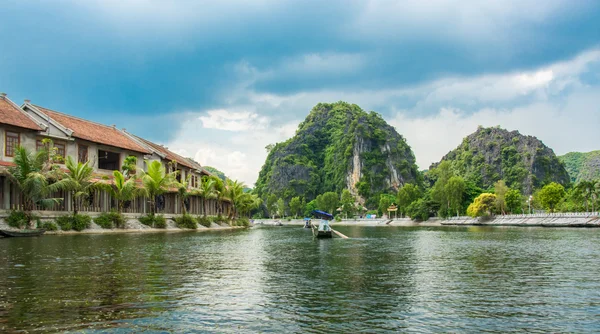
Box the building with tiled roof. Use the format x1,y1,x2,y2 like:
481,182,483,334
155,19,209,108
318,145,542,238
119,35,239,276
0,93,44,131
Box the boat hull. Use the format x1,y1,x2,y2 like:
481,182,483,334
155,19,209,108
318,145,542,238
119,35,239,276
0,229,46,238
314,230,333,238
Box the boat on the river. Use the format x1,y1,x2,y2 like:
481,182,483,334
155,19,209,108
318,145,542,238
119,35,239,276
303,218,312,228
311,210,333,239
0,229,46,238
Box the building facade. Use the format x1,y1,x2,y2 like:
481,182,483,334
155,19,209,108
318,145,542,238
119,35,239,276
0,93,229,216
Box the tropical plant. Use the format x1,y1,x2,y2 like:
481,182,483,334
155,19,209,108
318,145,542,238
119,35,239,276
62,156,96,215
211,175,227,216
121,155,138,178
447,176,466,217
340,190,356,218
289,196,303,218
397,183,421,217
174,214,197,229
198,176,216,217
6,146,67,227
100,170,138,214
277,198,286,218
494,180,509,215
575,180,598,213
138,160,178,215
505,189,523,214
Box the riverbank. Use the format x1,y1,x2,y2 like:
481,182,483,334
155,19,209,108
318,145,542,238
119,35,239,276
256,213,600,228
0,212,246,236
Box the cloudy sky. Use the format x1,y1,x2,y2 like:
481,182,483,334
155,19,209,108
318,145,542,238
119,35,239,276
2,1,600,185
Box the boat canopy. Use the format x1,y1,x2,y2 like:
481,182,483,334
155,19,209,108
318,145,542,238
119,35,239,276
312,210,334,220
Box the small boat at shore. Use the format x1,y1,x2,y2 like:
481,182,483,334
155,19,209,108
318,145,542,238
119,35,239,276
0,229,46,238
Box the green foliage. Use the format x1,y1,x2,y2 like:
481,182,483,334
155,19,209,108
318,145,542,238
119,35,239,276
334,215,342,222
559,151,600,183
94,211,126,229
138,160,178,215
467,193,497,217
537,182,566,212
39,221,58,231
56,214,92,231
174,214,198,229
138,214,167,228
289,196,303,218
406,199,430,221
340,189,356,218
494,180,509,214
277,198,286,218
121,155,138,178
397,184,421,216
198,216,212,228
6,211,30,229
62,156,96,215
203,166,227,181
304,199,317,217
505,189,523,213
378,193,396,217
266,194,278,217
234,217,250,227
99,170,138,213
316,192,339,214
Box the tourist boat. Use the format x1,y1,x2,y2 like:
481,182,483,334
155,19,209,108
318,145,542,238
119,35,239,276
311,210,333,239
303,218,312,228
0,229,46,238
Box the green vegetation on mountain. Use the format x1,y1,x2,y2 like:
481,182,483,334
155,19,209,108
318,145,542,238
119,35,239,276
559,150,600,183
431,126,570,195
255,102,420,208
203,166,227,181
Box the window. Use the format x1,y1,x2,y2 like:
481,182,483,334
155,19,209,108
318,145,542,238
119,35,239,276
36,140,47,152
98,149,120,170
5,132,19,157
54,143,66,162
78,145,88,164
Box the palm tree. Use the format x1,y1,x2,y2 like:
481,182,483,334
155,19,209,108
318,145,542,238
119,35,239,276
225,179,247,219
576,180,598,212
61,156,96,215
100,170,138,214
211,176,226,216
5,146,66,227
176,175,199,215
198,176,217,217
138,160,178,215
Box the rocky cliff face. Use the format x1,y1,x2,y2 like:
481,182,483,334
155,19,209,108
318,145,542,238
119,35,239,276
255,102,420,207
432,126,570,194
559,151,600,183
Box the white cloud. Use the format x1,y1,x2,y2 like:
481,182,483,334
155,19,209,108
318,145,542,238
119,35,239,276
199,109,269,132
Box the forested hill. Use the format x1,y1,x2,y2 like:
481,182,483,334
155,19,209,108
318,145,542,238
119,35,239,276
203,166,227,180
431,126,570,194
559,150,600,183
254,102,420,207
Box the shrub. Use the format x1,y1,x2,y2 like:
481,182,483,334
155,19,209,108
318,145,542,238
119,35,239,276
198,216,212,228
334,215,342,222
40,221,58,231
94,212,126,229
174,214,197,229
56,214,91,231
139,214,166,228
72,214,92,231
234,217,250,227
6,211,29,229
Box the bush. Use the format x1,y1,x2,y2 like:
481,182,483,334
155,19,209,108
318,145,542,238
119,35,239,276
234,217,250,227
334,215,342,222
94,212,126,229
40,221,58,231
6,211,29,229
139,214,166,228
174,214,197,229
198,216,212,228
72,214,92,231
56,214,92,231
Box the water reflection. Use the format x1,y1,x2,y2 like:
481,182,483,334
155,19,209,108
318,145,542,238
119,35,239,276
1,226,600,332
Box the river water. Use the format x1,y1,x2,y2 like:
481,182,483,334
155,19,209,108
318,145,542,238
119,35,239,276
1,226,599,333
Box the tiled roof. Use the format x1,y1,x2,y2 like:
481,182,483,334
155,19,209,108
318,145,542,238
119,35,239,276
135,136,196,170
0,161,16,167
0,97,43,131
34,105,151,154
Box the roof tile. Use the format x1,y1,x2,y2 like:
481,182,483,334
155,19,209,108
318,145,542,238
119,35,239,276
34,105,150,154
0,98,43,131
135,136,196,169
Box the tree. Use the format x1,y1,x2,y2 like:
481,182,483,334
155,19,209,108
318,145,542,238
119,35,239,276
467,193,497,217
494,180,509,215
397,183,421,217
430,161,454,217
304,199,317,217
537,182,566,212
447,176,466,217
266,194,278,218
317,192,339,214
406,198,430,221
138,160,178,215
211,176,227,216
505,189,522,214
62,156,96,215
340,189,355,218
225,179,250,219
198,176,216,217
277,198,286,218
289,196,302,218
6,146,67,227
100,170,138,214
378,193,396,217
575,180,598,213
121,155,138,178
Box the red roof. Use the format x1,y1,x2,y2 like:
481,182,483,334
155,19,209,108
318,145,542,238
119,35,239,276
135,136,196,170
0,97,43,131
34,105,150,154
0,161,16,167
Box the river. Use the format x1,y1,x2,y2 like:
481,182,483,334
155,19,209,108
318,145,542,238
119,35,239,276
1,226,599,332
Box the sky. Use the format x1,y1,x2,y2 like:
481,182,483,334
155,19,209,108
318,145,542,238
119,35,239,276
1,0,600,186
